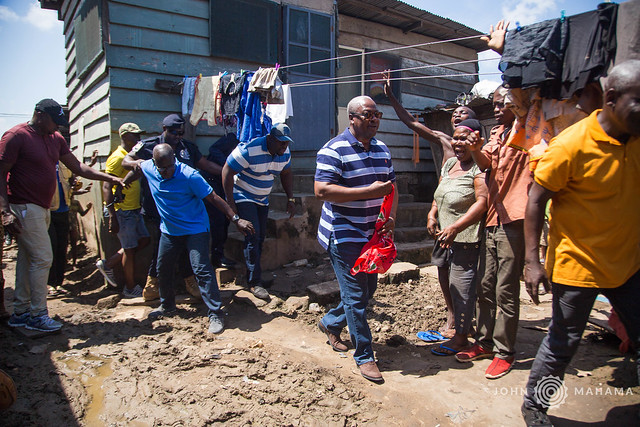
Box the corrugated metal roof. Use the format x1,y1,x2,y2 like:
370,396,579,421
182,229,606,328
338,0,487,52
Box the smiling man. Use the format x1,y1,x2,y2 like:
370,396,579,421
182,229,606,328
315,96,398,382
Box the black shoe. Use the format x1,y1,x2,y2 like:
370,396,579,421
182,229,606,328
219,256,236,268
148,305,177,320
522,403,553,427
250,286,270,301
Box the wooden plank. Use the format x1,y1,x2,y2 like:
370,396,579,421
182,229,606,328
109,2,209,37
112,0,210,18
108,24,210,56
401,94,445,111
68,73,109,114
339,15,478,59
109,87,180,112
106,45,262,78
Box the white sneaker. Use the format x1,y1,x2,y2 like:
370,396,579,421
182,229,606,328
96,259,118,287
122,285,143,299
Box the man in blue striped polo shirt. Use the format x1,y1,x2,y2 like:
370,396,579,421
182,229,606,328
315,95,398,383
222,123,295,300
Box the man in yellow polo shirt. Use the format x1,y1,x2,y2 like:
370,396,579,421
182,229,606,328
97,123,150,298
521,60,640,426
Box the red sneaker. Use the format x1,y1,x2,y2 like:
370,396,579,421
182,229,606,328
485,356,515,379
455,343,494,363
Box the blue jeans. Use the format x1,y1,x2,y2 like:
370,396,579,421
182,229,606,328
321,237,378,365
156,232,222,317
524,270,640,410
236,202,268,286
145,215,192,279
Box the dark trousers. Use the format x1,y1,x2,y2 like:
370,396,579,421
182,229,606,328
48,211,69,287
236,202,268,286
144,215,192,279
524,270,640,410
205,197,230,262
476,221,525,357
156,232,222,317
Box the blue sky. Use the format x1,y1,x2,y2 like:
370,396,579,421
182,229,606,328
0,0,611,133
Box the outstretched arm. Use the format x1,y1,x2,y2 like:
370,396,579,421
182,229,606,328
382,70,453,159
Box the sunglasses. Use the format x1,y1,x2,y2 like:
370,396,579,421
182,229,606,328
152,159,174,173
167,129,184,136
351,110,383,121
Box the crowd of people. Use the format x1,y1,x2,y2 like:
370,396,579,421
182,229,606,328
0,23,638,426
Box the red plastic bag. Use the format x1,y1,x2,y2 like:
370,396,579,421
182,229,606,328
351,184,397,275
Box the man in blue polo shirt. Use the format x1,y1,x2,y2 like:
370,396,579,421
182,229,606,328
222,123,295,301
140,144,254,334
315,96,398,383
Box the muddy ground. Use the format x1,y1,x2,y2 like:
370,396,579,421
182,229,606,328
1,244,638,426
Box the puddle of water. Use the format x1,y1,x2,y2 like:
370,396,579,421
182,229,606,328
59,354,113,426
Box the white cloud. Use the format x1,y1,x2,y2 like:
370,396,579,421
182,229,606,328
0,2,61,31
0,6,20,22
24,2,61,31
502,0,558,26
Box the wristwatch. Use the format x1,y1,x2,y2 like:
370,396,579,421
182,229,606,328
288,198,295,203
231,214,240,223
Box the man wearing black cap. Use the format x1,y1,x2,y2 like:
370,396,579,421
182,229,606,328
0,98,124,332
222,123,295,301
122,113,225,301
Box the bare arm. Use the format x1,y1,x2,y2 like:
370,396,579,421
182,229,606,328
102,180,119,234
204,190,254,236
60,152,124,187
427,200,439,238
121,152,144,172
466,130,492,171
437,173,488,248
0,160,22,235
196,157,223,176
280,167,295,218
221,163,238,214
314,180,393,204
383,70,453,156
523,182,555,304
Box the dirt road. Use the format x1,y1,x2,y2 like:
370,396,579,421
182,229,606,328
1,245,638,426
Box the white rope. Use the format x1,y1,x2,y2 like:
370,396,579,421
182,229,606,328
278,34,486,70
288,57,498,88
289,71,502,88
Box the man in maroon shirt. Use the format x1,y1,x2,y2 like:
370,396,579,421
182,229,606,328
0,99,123,332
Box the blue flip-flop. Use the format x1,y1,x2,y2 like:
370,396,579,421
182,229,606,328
431,344,459,356
416,330,446,342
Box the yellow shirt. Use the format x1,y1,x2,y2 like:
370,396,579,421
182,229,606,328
105,146,141,211
535,110,640,288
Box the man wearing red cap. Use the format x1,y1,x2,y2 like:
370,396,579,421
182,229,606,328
0,99,124,332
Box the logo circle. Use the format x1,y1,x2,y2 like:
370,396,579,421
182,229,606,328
534,375,568,408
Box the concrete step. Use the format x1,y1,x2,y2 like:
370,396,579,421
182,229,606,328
395,201,430,228
269,192,323,214
394,226,429,243
395,239,434,265
226,231,324,272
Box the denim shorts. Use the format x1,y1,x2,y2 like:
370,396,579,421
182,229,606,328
116,209,149,249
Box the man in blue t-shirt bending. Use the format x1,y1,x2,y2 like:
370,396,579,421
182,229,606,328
139,144,254,334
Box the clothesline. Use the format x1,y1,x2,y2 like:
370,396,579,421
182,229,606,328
289,72,502,89
287,57,498,88
278,34,486,70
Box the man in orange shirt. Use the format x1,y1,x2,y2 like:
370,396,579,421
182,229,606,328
521,60,640,426
455,86,531,379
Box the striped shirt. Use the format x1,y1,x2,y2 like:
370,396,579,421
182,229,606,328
226,135,291,206
315,128,395,250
